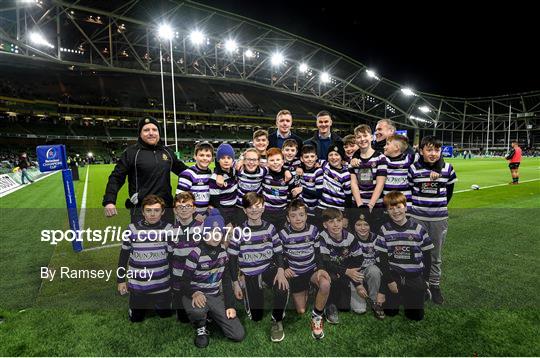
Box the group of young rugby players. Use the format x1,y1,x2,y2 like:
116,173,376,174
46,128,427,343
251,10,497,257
116,111,457,348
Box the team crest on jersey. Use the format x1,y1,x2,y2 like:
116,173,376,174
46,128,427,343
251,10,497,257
162,153,169,161
197,180,204,185
371,162,377,168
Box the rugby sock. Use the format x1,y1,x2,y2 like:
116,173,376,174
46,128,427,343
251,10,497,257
513,177,519,183
312,308,324,318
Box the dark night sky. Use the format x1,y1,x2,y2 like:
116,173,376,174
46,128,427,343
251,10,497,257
196,0,539,97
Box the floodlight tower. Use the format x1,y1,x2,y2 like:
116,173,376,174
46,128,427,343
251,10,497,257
158,23,178,153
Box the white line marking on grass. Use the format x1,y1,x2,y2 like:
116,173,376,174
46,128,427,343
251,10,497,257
455,178,540,194
78,166,90,230
0,170,60,198
84,243,122,252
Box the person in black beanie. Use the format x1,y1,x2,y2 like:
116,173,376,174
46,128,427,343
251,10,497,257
103,117,187,222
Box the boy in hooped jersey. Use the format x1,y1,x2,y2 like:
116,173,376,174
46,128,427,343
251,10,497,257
349,213,385,319
318,143,352,214
228,192,289,342
342,134,359,164
117,195,173,322
350,124,387,230
176,141,214,221
236,148,267,205
209,143,238,226
408,136,457,305
261,147,293,230
296,144,324,222
282,138,302,173
375,191,434,321
181,209,245,348
169,192,203,323
279,199,331,340
317,208,367,324
382,135,414,205
383,134,445,206
252,129,270,167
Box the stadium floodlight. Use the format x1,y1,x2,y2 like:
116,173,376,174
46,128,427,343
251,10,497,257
244,49,255,58
366,69,380,80
409,115,430,123
418,105,431,113
29,31,54,48
320,72,331,83
299,63,308,73
224,39,238,53
271,52,284,66
87,152,93,158
401,87,415,96
157,24,173,40
190,30,205,45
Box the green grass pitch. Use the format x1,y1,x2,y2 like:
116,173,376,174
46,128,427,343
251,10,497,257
0,157,539,356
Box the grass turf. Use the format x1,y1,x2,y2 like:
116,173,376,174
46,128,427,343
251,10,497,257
0,157,539,356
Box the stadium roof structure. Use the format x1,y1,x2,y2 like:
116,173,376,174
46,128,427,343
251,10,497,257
1,0,539,138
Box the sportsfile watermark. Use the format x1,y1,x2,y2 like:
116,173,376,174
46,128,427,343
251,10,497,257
40,225,253,246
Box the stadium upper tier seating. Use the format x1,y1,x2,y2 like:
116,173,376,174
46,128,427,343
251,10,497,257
0,56,359,125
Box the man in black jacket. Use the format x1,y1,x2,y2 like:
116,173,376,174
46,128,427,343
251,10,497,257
103,117,187,220
304,110,342,159
268,109,304,150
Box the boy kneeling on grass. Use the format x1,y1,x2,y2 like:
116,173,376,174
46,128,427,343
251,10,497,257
279,199,331,340
228,192,289,343
180,209,245,348
317,208,367,324
375,191,434,321
169,192,203,323
117,194,173,322
349,213,386,320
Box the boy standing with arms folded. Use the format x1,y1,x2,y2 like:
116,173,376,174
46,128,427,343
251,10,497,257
408,136,457,304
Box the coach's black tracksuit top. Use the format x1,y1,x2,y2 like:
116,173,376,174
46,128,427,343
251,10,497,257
102,139,187,208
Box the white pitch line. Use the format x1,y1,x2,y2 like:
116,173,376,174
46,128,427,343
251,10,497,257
454,178,540,194
84,243,122,252
0,170,60,198
78,166,90,230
